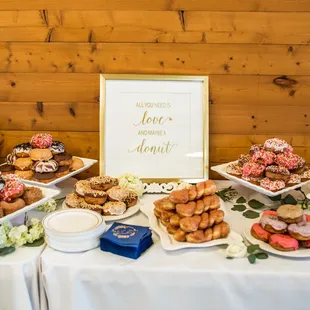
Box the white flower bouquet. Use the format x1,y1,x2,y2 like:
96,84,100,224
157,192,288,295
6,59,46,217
119,173,144,197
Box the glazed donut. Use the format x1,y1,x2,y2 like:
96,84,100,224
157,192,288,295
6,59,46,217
89,176,119,191
53,152,73,166
179,215,201,232
264,138,292,154
202,195,220,211
15,170,34,180
260,178,286,192
33,172,56,184
14,157,33,171
288,222,310,241
226,163,242,177
249,144,263,156
260,215,287,233
265,165,290,181
173,229,187,242
237,154,252,167
33,160,58,173
13,142,32,157
186,230,206,243
29,149,53,161
74,180,108,205
0,178,25,202
242,162,265,178
253,150,275,166
48,140,65,155
30,133,53,149
6,152,17,165
287,174,301,186
69,157,84,171
269,234,299,251
169,189,189,204
277,204,304,224
65,193,103,214
102,201,126,216
251,223,271,242
55,165,70,178
275,153,305,171
22,186,43,205
0,198,25,215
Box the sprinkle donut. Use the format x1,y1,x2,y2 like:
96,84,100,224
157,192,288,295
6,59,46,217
226,163,242,177
242,162,265,177
287,174,301,186
252,150,275,166
264,138,292,154
265,165,290,181
260,214,287,233
237,154,251,167
30,133,53,149
249,144,263,156
301,169,310,181
260,177,286,192
275,153,305,171
0,175,25,202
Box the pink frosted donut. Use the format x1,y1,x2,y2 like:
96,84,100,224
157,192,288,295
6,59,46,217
253,150,275,166
242,162,265,177
241,175,262,185
288,222,310,240
249,144,263,156
264,138,292,154
260,178,285,192
301,169,310,181
269,234,299,251
260,215,287,233
262,210,277,216
276,153,305,171
30,133,53,149
0,177,25,202
251,223,271,242
237,154,252,167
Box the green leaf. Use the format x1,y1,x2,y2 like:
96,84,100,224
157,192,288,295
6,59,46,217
0,247,15,256
231,205,247,212
25,237,45,247
255,252,269,259
268,195,282,201
248,199,265,209
248,254,256,264
243,210,260,219
226,257,234,260
236,197,246,204
282,194,297,205
247,244,260,253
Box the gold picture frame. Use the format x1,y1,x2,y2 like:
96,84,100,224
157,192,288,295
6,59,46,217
100,74,209,184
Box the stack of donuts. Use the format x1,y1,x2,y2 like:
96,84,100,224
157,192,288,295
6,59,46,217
65,176,138,216
0,174,43,217
0,133,84,183
226,138,310,192
251,205,310,251
153,180,230,243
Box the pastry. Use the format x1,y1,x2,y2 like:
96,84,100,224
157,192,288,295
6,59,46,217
265,165,290,182
14,157,33,171
0,164,15,175
33,160,59,173
65,193,103,214
153,197,176,211
69,157,84,171
260,215,287,233
277,204,304,224
166,224,178,235
15,170,34,180
264,138,293,154
249,144,263,155
0,198,25,215
212,221,230,240
260,178,286,192
13,142,32,157
49,140,65,155
194,200,205,215
188,185,198,200
186,230,206,243
286,174,301,186
252,150,275,166
251,223,271,242
30,133,53,149
55,165,70,178
237,154,251,167
0,176,5,192
102,201,126,216
0,177,25,201
275,153,305,171
33,172,56,184
202,195,220,211
176,201,196,217
160,210,175,224
196,182,205,199
22,186,43,205
288,222,310,241
208,209,224,227
226,163,242,177
89,176,118,191
179,215,201,232
269,234,298,251
29,149,53,161
203,180,217,196
198,212,209,229
6,152,17,165
53,152,73,166
173,229,187,242
169,189,189,204
169,214,181,227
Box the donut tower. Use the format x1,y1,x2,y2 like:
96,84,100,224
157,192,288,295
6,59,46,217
226,138,310,191
153,180,230,243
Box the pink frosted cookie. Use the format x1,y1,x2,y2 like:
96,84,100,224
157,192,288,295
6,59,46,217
253,150,275,166
30,133,53,149
260,215,287,234
264,138,292,154
269,234,299,251
260,178,285,192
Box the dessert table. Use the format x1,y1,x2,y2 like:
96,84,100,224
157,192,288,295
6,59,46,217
40,181,310,310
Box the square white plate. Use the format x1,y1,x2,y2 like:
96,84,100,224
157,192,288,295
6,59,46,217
0,186,60,224
211,161,310,197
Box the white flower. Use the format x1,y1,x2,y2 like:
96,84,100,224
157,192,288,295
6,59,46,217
8,225,28,247
26,217,40,227
0,222,12,248
36,199,57,212
226,242,247,258
119,173,144,197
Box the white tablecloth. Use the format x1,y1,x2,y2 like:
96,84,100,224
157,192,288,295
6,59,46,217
40,182,310,310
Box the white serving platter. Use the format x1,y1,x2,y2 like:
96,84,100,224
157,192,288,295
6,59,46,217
211,161,310,197
244,227,310,258
0,186,60,224
17,157,97,187
140,200,242,251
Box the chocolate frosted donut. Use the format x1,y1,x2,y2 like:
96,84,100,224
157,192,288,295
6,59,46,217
49,140,65,155
0,164,15,175
55,165,70,178
33,160,59,173
54,152,73,166
14,142,32,157
33,172,56,184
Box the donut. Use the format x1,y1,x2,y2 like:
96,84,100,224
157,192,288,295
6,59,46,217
15,170,34,180
241,175,263,185
48,140,65,155
0,198,26,215
55,165,70,178
301,168,310,182
237,154,252,167
0,178,25,202
13,142,32,157
252,150,275,166
288,222,310,240
249,144,263,156
260,178,286,192
0,176,5,192
102,201,126,216
14,157,33,171
287,174,301,186
65,193,103,214
265,165,290,181
275,153,305,171
69,157,84,171
53,152,73,166
33,160,58,173
260,215,287,233
0,164,15,175
74,180,108,204
251,223,271,242
107,186,138,207
269,234,299,251
242,162,265,177
262,210,277,216
33,172,56,184
6,152,17,165
29,149,53,161
264,138,292,154
22,186,43,205
226,163,242,177
30,133,53,149
277,204,304,224
89,176,119,191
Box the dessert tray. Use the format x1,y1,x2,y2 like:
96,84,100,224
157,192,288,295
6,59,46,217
244,227,310,258
211,161,310,197
141,202,242,251
0,186,60,224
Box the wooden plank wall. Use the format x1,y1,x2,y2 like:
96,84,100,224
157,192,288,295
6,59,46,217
1,0,310,179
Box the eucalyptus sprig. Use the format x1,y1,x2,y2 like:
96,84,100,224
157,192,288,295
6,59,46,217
231,196,263,219
216,186,238,202
247,244,269,264
268,188,310,209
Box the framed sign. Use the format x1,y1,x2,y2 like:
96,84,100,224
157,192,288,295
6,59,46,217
100,74,209,183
